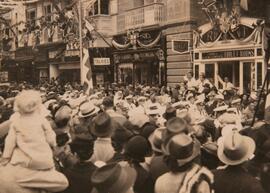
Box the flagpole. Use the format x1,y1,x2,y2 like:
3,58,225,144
78,0,84,85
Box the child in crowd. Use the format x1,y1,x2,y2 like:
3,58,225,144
0,90,68,192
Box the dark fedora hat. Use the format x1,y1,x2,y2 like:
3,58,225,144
162,133,201,167
124,135,153,162
91,162,137,193
91,112,113,137
163,105,176,120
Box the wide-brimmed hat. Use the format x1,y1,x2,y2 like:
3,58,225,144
91,162,137,193
78,102,100,118
217,131,255,165
166,117,187,134
163,105,176,120
91,112,113,137
162,133,201,166
148,127,166,153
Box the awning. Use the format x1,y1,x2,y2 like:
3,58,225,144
58,62,80,70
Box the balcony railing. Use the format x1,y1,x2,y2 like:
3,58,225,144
117,3,164,33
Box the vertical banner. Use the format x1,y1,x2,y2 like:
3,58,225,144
265,94,270,123
82,48,93,93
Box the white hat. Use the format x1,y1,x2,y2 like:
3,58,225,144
129,113,149,128
231,98,241,105
214,105,228,112
78,102,100,118
217,132,255,165
215,94,224,101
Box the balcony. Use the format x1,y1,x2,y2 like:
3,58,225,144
117,3,165,33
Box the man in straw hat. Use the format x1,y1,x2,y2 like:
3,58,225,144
213,131,265,193
71,101,100,140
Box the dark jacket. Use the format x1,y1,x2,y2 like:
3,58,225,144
213,166,266,193
134,163,155,193
61,161,97,193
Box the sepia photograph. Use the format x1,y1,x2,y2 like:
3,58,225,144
0,0,270,192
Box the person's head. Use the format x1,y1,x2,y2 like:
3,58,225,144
92,112,113,138
91,162,137,193
70,137,94,161
102,96,114,110
137,96,146,107
124,135,153,163
224,77,229,83
162,133,201,173
187,71,193,79
199,72,205,81
217,131,255,166
14,90,42,115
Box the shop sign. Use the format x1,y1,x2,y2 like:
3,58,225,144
201,49,254,60
93,58,110,66
172,40,190,54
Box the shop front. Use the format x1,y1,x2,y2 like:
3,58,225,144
194,15,265,94
112,29,166,85
89,47,113,86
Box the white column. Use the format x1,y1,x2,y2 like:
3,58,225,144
239,61,244,94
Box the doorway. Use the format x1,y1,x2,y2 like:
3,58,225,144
218,61,240,88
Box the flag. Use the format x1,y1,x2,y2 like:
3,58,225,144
85,19,95,32
265,93,270,124
81,48,93,94
240,0,248,11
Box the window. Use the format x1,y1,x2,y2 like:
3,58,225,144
26,8,37,30
89,0,109,15
44,4,52,22
257,62,262,88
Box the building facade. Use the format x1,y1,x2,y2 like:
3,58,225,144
0,0,269,90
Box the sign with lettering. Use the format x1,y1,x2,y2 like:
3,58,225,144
94,58,110,66
201,49,255,60
172,40,190,54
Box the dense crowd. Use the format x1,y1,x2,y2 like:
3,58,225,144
0,71,269,193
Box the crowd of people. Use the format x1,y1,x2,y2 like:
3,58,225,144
0,71,269,193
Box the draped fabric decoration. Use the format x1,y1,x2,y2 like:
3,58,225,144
194,18,263,48
137,32,161,49
112,32,162,50
112,40,131,50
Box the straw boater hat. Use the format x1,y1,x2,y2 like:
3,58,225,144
162,133,201,167
91,162,137,193
78,102,100,118
217,131,255,165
